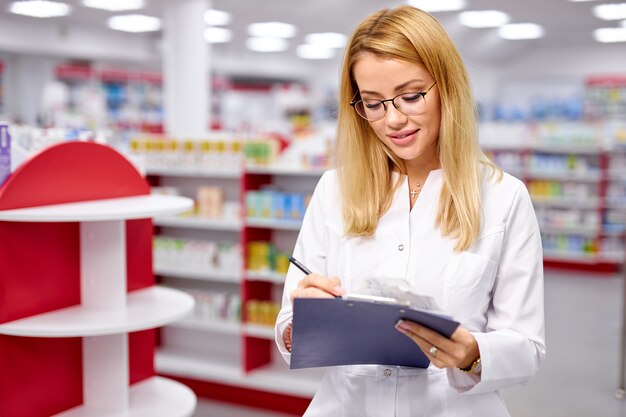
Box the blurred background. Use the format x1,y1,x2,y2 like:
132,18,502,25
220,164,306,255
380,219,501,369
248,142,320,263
1,1,626,416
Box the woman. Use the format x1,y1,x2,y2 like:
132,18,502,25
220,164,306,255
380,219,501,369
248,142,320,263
275,5,545,417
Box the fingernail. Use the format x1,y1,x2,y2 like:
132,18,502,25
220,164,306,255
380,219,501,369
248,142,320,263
333,286,345,295
395,320,410,331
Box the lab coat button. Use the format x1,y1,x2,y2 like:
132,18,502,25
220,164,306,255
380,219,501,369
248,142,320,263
384,369,392,377
398,244,405,251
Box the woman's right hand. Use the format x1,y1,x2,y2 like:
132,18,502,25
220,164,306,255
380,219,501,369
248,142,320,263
284,274,344,352
289,273,344,303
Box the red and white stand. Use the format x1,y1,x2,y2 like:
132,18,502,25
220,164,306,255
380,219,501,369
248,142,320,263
0,142,196,416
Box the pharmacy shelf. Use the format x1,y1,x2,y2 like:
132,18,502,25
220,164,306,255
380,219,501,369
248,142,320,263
0,195,193,222
154,216,242,231
243,323,275,340
167,317,242,336
531,196,600,209
540,225,600,237
156,349,322,398
245,217,303,231
146,167,241,179
0,286,194,337
54,376,196,417
526,170,602,182
530,144,602,155
245,165,326,177
543,250,624,264
154,265,242,284
246,270,286,284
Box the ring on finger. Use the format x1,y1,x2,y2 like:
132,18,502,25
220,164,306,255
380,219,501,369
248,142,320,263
429,345,438,356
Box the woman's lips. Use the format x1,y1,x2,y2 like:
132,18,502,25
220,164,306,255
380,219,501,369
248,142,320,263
388,129,419,146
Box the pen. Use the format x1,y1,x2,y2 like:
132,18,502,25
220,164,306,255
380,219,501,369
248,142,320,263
289,256,312,275
289,256,343,299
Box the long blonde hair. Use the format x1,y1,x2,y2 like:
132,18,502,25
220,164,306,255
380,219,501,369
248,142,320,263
336,5,499,251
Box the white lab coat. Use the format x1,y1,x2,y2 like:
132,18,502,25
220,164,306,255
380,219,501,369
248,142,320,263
275,168,546,417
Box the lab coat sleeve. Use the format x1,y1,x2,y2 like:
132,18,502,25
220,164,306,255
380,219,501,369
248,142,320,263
275,171,333,364
446,182,546,393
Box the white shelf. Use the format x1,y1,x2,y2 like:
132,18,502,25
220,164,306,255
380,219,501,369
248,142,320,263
55,376,196,417
245,165,326,177
543,250,623,264
154,265,242,283
156,349,322,398
146,166,241,179
246,270,286,284
168,318,241,335
540,224,600,236
526,170,601,182
243,323,275,340
530,144,601,155
0,286,194,337
154,216,242,231
531,196,600,209
0,195,193,222
245,217,302,231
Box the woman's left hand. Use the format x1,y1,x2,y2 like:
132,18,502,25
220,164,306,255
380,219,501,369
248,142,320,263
395,320,479,370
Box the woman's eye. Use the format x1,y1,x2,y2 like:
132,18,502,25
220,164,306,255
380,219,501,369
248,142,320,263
364,101,382,110
401,93,421,102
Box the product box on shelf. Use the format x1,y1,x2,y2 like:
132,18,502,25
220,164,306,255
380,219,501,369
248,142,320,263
0,123,10,186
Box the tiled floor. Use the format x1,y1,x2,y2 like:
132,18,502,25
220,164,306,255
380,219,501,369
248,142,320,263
194,269,626,417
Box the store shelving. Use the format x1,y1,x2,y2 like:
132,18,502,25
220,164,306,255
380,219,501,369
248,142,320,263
146,159,324,415
482,121,624,272
0,142,196,417
0,61,4,116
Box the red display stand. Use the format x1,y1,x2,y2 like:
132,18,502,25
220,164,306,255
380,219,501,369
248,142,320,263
0,142,195,416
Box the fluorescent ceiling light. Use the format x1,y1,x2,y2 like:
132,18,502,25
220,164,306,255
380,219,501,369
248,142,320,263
10,0,70,18
248,22,296,38
205,27,231,43
593,3,626,20
204,9,230,26
246,37,288,52
459,10,509,28
297,44,335,60
407,0,465,12
594,27,626,43
304,32,347,48
82,0,143,12
108,14,161,33
499,23,544,40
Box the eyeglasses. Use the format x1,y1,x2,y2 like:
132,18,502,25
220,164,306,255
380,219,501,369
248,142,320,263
350,82,437,122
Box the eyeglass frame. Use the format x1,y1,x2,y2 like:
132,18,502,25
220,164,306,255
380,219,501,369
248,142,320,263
349,82,437,121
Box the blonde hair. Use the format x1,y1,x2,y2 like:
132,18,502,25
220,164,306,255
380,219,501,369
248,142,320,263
336,5,500,251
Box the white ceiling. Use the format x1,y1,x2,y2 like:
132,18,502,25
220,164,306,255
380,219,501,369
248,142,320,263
0,0,623,65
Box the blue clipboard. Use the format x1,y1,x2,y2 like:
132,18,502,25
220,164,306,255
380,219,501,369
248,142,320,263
290,297,459,369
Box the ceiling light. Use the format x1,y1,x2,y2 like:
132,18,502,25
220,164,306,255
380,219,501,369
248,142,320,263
246,37,288,52
82,0,143,12
9,0,70,18
297,44,335,60
304,32,347,48
593,3,626,20
248,22,296,38
499,23,544,40
407,0,465,12
108,14,161,33
594,27,626,43
204,9,230,26
204,27,231,43
459,10,509,28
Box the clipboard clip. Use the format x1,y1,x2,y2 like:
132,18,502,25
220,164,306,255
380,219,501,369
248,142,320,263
342,293,411,306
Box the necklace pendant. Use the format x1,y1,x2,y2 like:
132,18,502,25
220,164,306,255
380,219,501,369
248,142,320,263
410,189,418,200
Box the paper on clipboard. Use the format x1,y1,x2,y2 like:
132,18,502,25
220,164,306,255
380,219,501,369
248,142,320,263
290,297,459,369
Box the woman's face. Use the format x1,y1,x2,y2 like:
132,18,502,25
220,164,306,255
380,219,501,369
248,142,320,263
352,52,441,167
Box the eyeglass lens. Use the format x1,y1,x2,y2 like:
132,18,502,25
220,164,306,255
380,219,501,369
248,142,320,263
354,92,427,121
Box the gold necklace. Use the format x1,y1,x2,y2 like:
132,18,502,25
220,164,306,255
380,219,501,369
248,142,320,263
410,182,421,200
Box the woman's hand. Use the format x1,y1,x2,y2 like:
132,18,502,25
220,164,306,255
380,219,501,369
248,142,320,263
395,320,480,371
283,274,344,353
289,273,344,303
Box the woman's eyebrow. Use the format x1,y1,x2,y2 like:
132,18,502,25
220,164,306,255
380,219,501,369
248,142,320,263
359,79,426,96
